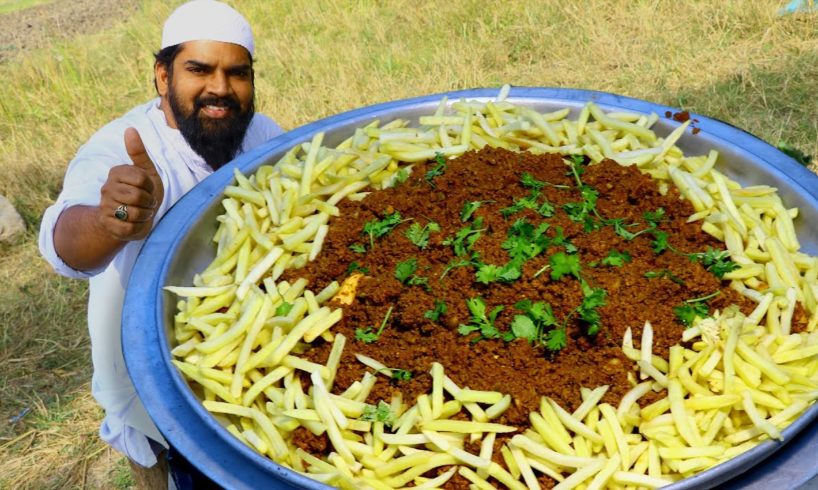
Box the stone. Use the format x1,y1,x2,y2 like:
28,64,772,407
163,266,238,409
0,194,26,244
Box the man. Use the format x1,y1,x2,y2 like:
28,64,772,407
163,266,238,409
38,1,282,487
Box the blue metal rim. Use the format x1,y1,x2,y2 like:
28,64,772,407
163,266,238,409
122,86,818,490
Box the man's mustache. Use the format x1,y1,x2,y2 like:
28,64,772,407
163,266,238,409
194,95,241,114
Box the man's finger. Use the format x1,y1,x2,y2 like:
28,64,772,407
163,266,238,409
124,127,158,174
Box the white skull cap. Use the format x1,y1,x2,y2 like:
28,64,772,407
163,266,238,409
161,0,254,56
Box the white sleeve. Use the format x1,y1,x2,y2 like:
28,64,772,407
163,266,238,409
39,122,130,279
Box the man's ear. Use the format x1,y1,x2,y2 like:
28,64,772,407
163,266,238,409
155,62,170,98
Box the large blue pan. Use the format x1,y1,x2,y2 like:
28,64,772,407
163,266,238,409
123,87,818,489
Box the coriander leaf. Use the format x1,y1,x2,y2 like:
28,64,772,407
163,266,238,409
424,299,447,322
510,315,537,341
651,230,670,254
689,247,739,279
391,369,413,381
461,201,487,222
393,167,410,186
549,252,581,281
643,208,666,227
601,249,632,267
475,264,503,284
673,302,709,327
355,306,394,343
274,302,294,317
440,256,476,279
395,258,418,284
347,261,369,274
644,269,686,285
425,153,447,185
362,211,403,248
405,221,440,249
349,243,367,253
361,400,395,426
459,297,505,342
545,328,567,351
515,300,557,327
520,172,545,190
578,286,606,335
443,217,485,256
607,218,637,240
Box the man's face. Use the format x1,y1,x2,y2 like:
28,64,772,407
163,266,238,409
155,40,255,169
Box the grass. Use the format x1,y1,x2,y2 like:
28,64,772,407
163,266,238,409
0,0,816,487
0,0,53,15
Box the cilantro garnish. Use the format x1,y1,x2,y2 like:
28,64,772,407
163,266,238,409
394,258,418,283
346,261,369,275
688,247,740,278
355,306,394,343
349,243,367,254
461,200,492,222
443,217,485,256
644,269,685,285
274,302,293,317
390,369,413,381
425,152,447,185
392,167,410,186
600,249,632,267
362,211,404,248
673,302,710,328
549,252,581,281
673,291,720,327
475,263,521,284
457,297,505,342
501,191,555,219
440,255,478,279
424,299,447,322
577,284,606,335
512,299,558,345
361,400,395,426
405,221,440,249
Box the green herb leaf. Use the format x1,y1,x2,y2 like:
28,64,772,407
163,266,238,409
578,286,606,335
689,247,739,279
425,152,447,185
355,306,394,343
349,243,367,254
393,167,410,186
545,328,568,351
520,172,545,190
461,201,488,222
651,230,670,254
443,217,485,256
601,249,632,267
362,211,403,248
391,369,413,381
510,315,537,341
346,261,369,274
549,252,581,281
405,221,440,249
458,297,505,342
644,269,686,286
673,302,709,327
274,302,294,317
424,299,447,322
394,258,418,284
361,400,395,426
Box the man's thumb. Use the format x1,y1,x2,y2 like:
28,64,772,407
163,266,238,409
124,127,157,173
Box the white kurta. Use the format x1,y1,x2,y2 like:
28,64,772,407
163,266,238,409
38,98,283,467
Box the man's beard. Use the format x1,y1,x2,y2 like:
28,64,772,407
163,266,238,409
168,85,255,170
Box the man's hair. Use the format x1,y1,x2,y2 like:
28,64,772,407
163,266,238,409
152,43,255,93
153,44,183,93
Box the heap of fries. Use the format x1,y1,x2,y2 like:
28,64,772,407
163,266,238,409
165,86,818,489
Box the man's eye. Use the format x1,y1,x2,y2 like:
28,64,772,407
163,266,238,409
188,66,205,74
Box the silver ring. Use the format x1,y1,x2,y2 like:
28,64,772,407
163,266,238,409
114,204,129,221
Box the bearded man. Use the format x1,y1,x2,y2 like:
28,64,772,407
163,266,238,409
38,1,282,487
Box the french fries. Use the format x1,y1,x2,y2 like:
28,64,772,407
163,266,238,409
166,86,818,488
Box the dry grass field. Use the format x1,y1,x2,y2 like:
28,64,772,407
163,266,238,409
0,0,816,488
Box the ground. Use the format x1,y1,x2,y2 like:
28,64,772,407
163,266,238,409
0,0,138,63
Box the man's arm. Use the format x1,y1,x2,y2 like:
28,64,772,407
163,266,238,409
52,128,164,272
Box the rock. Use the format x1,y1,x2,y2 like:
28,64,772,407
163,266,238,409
0,195,26,244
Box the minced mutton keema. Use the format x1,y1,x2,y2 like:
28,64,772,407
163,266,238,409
280,147,804,487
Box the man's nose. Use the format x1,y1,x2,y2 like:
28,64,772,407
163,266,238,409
206,71,230,97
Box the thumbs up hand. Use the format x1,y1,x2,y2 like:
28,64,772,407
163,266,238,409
98,128,165,241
